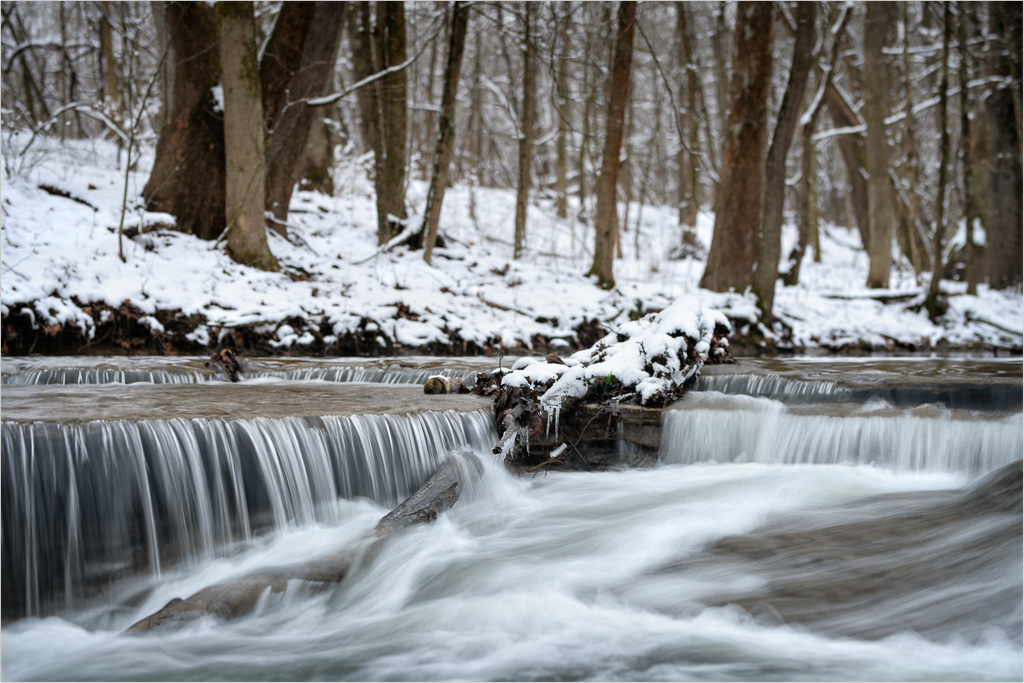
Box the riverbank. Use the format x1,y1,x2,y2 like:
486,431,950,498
2,135,1021,357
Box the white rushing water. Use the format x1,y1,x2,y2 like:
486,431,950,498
1,410,495,618
2,457,1020,681
2,358,1021,681
661,391,1023,474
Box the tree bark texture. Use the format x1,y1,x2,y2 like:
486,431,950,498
217,1,278,272
142,1,225,241
927,3,952,307
863,2,896,289
513,2,536,260
985,1,1023,289
374,1,409,244
675,2,700,229
752,1,815,319
263,2,346,229
420,2,470,264
700,2,773,293
588,1,637,290
554,7,570,220
959,2,979,295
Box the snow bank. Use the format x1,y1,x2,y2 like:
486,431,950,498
1,133,1020,356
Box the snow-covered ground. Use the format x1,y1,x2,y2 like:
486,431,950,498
1,134,1021,355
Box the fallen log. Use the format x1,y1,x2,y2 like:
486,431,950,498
123,454,481,634
474,297,732,467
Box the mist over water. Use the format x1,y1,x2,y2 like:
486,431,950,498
1,358,1021,681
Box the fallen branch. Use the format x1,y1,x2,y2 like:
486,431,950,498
123,454,481,634
475,297,732,467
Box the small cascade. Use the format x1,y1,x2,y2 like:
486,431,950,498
2,368,208,385
2,366,474,387
660,393,1023,474
1,410,495,619
694,374,853,402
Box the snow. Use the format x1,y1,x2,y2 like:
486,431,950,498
1,132,1021,356
500,297,728,408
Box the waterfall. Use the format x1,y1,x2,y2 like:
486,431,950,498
695,374,853,402
2,367,474,386
660,392,1023,473
1,410,495,619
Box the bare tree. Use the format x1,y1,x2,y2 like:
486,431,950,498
751,1,816,320
864,2,896,289
217,1,278,271
985,1,1023,289
513,2,537,260
700,2,773,293
589,1,636,289
419,1,470,264
143,1,225,241
262,2,347,231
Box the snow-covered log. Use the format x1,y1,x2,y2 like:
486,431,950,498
475,297,731,465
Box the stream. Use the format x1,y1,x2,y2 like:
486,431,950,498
1,355,1021,681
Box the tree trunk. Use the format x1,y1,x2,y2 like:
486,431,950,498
99,1,121,119
700,2,774,293
513,2,536,260
420,2,470,264
143,1,226,241
263,2,346,230
897,2,927,278
554,7,570,220
927,3,952,314
217,1,278,272
864,2,896,289
375,1,409,244
960,2,979,295
468,26,483,221
711,1,730,130
985,1,1023,289
150,1,174,132
260,2,316,130
752,1,816,320
588,1,636,290
675,2,700,229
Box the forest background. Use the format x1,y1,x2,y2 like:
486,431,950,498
1,1,1021,356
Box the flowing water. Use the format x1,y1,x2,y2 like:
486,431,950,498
1,356,1021,681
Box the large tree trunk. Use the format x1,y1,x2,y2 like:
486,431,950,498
143,1,225,241
588,1,636,290
985,1,1023,289
864,2,896,289
700,2,773,293
751,1,816,320
374,1,409,244
217,1,278,272
513,2,536,260
419,1,470,264
263,2,346,230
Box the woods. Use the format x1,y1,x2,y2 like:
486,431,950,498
2,1,1021,300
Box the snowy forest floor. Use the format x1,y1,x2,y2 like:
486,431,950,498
1,134,1021,357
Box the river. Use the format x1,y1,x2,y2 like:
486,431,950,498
1,356,1021,681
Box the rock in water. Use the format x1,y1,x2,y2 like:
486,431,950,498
205,348,242,382
423,375,467,394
